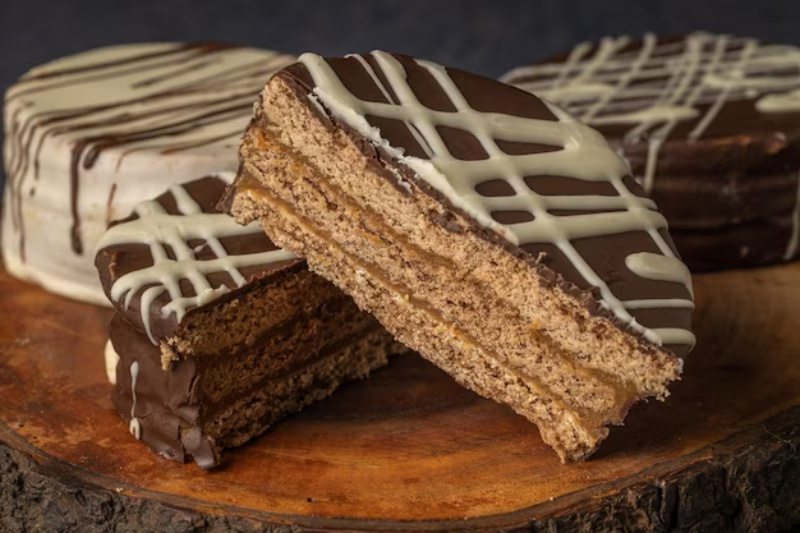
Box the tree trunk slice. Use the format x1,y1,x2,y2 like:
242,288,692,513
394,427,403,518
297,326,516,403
0,264,799,532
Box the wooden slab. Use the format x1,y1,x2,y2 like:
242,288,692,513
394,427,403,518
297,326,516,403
1,264,799,532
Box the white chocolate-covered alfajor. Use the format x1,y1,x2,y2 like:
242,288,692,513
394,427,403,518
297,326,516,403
2,42,295,304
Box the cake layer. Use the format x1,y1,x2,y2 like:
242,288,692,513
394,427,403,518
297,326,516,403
235,151,637,416
3,42,295,304
203,330,393,450
110,314,391,468
193,292,381,406
228,52,694,461
502,32,800,270
232,177,612,458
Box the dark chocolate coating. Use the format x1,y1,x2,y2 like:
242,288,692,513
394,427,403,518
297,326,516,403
108,279,387,469
95,176,304,340
110,314,218,468
277,54,692,357
96,175,302,468
503,34,800,271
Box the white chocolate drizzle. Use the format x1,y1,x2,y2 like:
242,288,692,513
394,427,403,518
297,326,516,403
502,32,800,194
129,361,141,440
96,175,296,344
625,253,694,298
104,339,120,385
757,89,800,113
298,51,695,350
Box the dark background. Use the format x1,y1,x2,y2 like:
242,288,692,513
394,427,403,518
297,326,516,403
2,0,800,184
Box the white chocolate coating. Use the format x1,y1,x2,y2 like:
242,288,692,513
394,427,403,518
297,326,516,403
104,339,120,385
2,43,294,305
299,51,695,350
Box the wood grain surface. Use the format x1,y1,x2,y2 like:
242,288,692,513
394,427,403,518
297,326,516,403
0,264,799,531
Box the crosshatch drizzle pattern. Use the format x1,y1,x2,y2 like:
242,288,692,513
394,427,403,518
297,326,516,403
298,51,695,350
502,32,800,192
97,175,296,344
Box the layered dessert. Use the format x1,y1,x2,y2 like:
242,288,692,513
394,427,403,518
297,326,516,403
95,174,395,468
225,51,695,461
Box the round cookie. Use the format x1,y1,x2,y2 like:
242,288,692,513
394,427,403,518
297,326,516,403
2,42,295,304
502,32,800,271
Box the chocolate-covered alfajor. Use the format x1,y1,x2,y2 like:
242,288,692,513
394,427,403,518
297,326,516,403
503,32,800,270
3,42,295,304
226,51,695,461
95,174,396,468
